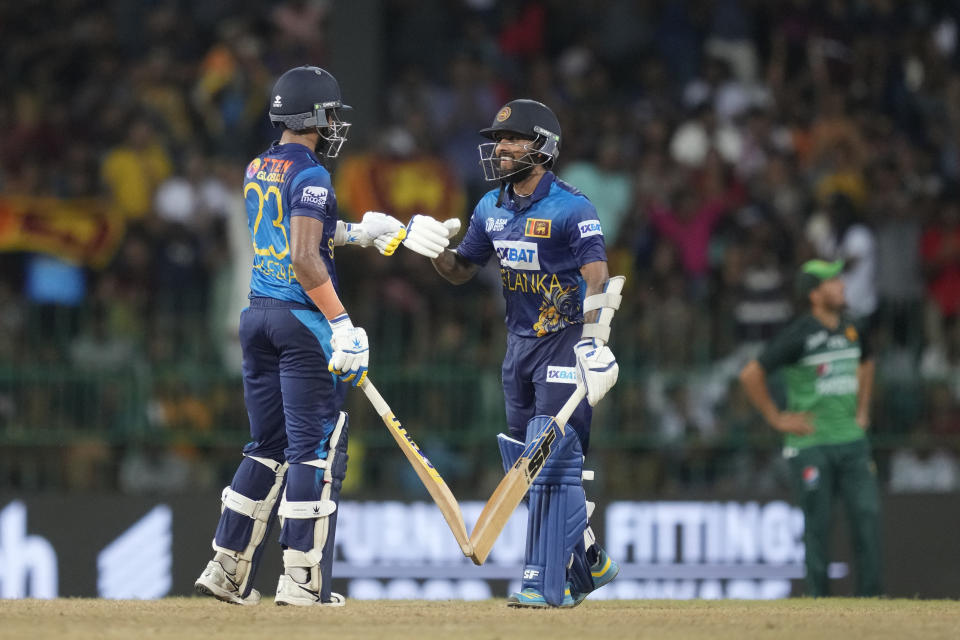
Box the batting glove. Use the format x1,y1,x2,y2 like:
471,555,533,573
328,314,369,386
402,215,461,258
574,339,618,406
359,211,407,255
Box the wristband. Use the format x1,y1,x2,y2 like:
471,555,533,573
305,280,346,320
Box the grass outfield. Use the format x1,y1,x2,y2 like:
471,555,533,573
1,598,958,640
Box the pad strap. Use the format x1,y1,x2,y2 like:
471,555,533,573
278,498,337,519
284,547,324,568
246,455,284,474
222,487,274,522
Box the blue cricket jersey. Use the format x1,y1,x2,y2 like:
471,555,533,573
455,172,607,338
243,142,339,305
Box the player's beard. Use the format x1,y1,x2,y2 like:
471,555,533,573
498,154,536,183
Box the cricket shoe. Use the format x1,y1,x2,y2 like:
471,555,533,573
194,560,261,605
274,574,346,607
507,584,577,608
573,547,620,605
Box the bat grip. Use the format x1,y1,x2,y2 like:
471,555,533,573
359,378,390,416
554,386,586,433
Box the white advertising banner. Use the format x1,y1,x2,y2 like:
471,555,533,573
0,497,860,600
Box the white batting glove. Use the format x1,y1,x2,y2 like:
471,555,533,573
360,211,407,256
402,215,462,258
328,314,369,386
574,339,618,406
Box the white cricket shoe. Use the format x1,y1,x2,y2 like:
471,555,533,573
274,574,346,607
194,560,261,605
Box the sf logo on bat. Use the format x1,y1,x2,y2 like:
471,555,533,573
515,425,558,481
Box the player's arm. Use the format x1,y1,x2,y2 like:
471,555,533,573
430,209,488,284
580,260,609,323
291,216,337,298
738,360,814,435
291,216,369,386
432,249,481,285
574,260,619,406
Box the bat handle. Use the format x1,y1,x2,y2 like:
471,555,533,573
359,378,390,417
554,386,586,433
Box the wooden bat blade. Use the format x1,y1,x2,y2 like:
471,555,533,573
360,379,473,558
468,416,563,565
380,410,474,557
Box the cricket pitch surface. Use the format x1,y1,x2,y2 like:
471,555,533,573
2,598,958,640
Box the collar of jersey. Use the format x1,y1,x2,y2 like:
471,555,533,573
269,140,319,160
502,171,555,213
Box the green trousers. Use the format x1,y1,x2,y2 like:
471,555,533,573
787,438,883,597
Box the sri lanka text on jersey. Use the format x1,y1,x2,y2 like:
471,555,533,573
501,269,564,295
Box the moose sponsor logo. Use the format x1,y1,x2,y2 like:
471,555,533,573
301,186,328,206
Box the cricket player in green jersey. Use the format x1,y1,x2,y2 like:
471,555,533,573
739,259,882,597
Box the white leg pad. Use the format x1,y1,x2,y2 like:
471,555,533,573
211,454,288,595
278,412,346,597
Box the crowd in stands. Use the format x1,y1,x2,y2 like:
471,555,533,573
1,0,959,495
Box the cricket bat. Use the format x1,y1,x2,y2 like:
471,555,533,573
359,378,474,558
468,275,625,565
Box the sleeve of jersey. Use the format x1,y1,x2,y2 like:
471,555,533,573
565,201,607,266
453,210,494,266
757,324,805,373
288,167,333,222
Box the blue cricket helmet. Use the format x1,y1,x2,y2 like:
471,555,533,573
269,66,352,157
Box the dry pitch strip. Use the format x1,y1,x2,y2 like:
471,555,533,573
2,598,958,640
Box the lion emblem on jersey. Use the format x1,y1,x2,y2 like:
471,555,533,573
532,285,580,336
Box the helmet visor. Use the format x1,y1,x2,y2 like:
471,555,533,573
312,107,351,158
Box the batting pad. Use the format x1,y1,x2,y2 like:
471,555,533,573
278,411,349,602
213,454,288,598
522,416,589,606
497,433,525,474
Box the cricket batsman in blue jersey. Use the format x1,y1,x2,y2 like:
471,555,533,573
194,66,458,607
427,99,623,607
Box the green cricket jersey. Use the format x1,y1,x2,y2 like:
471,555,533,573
757,313,871,449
